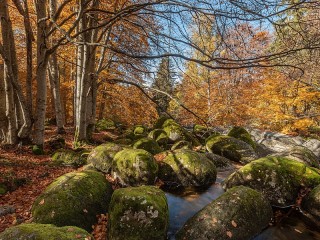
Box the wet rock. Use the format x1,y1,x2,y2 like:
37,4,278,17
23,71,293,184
0,223,93,240
205,152,235,171
87,142,123,173
176,186,272,240
206,135,258,164
228,126,256,149
303,139,320,158
32,170,113,231
108,186,169,240
157,149,216,187
223,157,320,207
111,148,158,186
301,184,320,227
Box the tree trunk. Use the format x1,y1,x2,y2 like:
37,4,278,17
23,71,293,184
48,53,65,133
33,0,49,146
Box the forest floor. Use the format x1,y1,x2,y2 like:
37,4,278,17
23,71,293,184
0,126,111,239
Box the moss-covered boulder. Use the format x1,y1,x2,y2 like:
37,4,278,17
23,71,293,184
95,118,115,131
176,186,272,240
193,125,220,144
162,119,186,143
32,145,44,155
156,149,217,187
205,153,234,170
132,137,162,155
0,223,93,240
302,184,320,226
87,142,123,173
32,170,113,231
228,126,256,149
171,140,192,150
46,135,66,151
111,149,158,186
148,129,169,147
0,183,7,195
51,149,87,167
206,135,258,164
271,145,320,168
223,157,320,207
108,186,169,240
153,115,171,129
133,125,148,135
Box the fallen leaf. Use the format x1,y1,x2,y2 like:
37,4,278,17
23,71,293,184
227,231,232,238
39,199,45,205
294,228,303,234
83,209,88,213
231,220,237,227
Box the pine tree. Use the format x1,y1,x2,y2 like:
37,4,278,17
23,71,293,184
152,57,175,115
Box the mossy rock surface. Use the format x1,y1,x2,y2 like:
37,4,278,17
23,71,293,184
171,140,192,151
108,186,169,240
223,157,320,207
87,142,123,173
96,118,115,131
32,145,44,155
148,129,168,147
206,135,258,164
32,170,113,231
0,183,7,195
271,145,320,168
51,149,87,167
0,223,93,240
133,125,148,135
205,153,235,170
228,126,256,149
157,149,217,187
302,184,320,226
153,115,171,129
132,137,162,155
162,120,185,143
176,186,272,240
112,148,158,186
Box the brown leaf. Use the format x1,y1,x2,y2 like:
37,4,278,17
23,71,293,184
226,231,232,238
231,220,237,227
39,199,45,205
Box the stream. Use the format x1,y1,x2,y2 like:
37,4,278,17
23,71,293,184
164,169,320,240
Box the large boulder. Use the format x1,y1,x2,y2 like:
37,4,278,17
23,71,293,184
87,142,123,173
162,119,186,143
51,149,87,167
271,145,320,168
303,138,320,158
176,186,272,240
301,184,320,226
108,186,169,240
0,223,93,240
32,170,113,231
171,140,192,151
206,135,258,164
228,126,256,149
156,149,216,187
111,148,158,186
205,153,234,171
132,137,162,155
223,157,320,207
193,125,220,144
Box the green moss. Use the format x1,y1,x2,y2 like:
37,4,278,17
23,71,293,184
33,145,44,155
157,149,217,187
132,137,162,155
223,157,320,207
108,186,169,240
148,129,168,147
228,126,256,149
51,149,87,167
0,183,7,195
0,223,93,240
153,116,171,129
176,186,272,240
87,142,123,173
112,149,158,186
95,118,115,131
134,125,147,135
171,140,192,150
32,170,113,231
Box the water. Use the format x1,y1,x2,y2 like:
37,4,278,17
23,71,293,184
165,170,320,240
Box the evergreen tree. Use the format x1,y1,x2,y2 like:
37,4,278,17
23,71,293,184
152,57,175,115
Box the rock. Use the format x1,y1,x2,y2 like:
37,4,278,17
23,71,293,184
162,119,186,142
0,223,93,240
132,137,163,155
205,152,234,171
176,186,272,240
270,145,320,168
255,143,275,158
46,135,66,151
95,118,115,131
171,140,192,150
112,148,158,186
113,138,132,145
32,170,113,231
228,126,256,149
0,205,15,217
148,129,169,147
0,183,7,195
108,186,169,240
156,149,216,187
303,139,320,158
193,125,220,144
153,115,171,129
301,184,320,227
223,157,320,207
87,142,123,173
133,125,148,135
51,149,87,167
206,135,258,164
